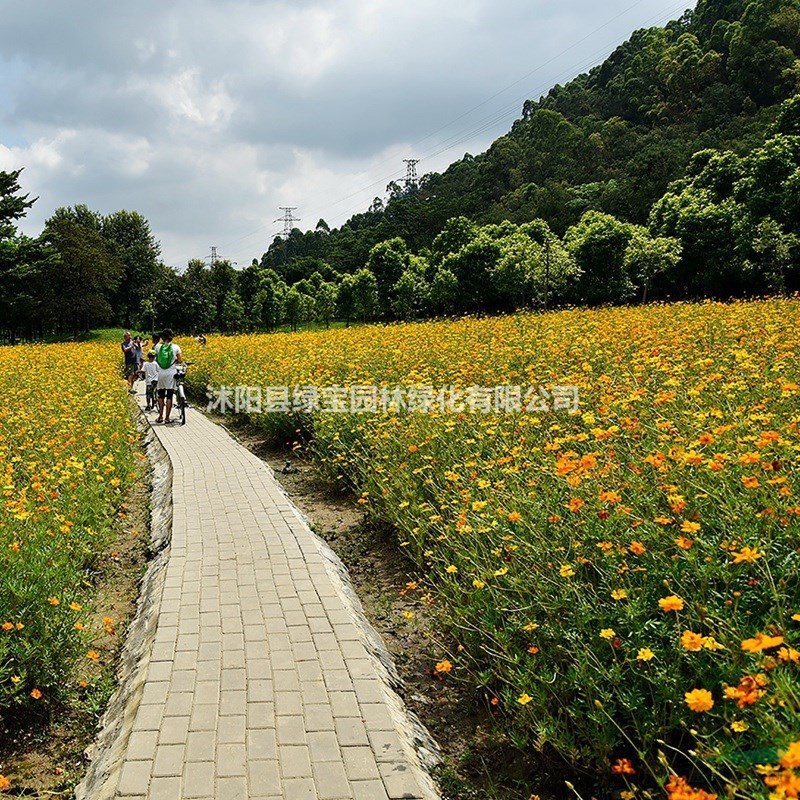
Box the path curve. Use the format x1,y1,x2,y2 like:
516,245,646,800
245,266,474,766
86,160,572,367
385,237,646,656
94,398,441,800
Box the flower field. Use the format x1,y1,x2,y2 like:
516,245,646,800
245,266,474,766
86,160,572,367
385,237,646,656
0,343,137,727
189,298,800,798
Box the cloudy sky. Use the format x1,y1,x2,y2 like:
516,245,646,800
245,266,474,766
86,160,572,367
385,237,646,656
0,0,694,268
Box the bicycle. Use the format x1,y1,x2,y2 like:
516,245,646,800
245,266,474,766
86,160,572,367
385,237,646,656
173,362,193,425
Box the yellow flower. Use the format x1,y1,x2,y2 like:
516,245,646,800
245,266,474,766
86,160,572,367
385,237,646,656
680,521,701,533
730,720,749,733
445,565,458,574
517,693,533,705
684,688,714,712
69,602,82,612
611,588,628,601
559,565,575,578
636,648,655,662
402,611,414,620
731,546,762,564
493,567,509,577
48,596,60,606
472,579,485,588
600,629,616,639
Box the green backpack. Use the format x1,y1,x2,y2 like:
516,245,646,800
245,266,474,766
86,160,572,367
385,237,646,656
156,343,174,369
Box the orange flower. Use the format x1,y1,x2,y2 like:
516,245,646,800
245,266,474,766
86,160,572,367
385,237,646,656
741,475,760,489
30,688,42,700
675,536,694,550
629,541,646,555
599,490,622,504
684,688,714,712
434,660,452,674
48,596,60,606
724,675,766,708
666,774,717,800
681,631,706,652
779,741,800,769
0,775,10,791
567,498,584,512
86,650,100,661
741,633,784,653
507,511,522,523
659,595,684,612
611,758,636,775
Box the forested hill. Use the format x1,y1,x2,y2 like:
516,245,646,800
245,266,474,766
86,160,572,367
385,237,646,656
263,0,799,272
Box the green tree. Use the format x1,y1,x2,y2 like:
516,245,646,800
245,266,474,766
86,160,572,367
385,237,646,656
623,228,682,302
392,260,430,320
41,215,124,334
365,238,410,313
284,287,303,332
221,289,247,333
102,209,161,327
315,281,338,328
336,274,357,327
749,217,798,293
565,211,637,304
429,268,459,315
352,269,379,323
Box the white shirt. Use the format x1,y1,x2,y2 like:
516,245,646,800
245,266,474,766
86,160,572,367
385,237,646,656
142,361,159,382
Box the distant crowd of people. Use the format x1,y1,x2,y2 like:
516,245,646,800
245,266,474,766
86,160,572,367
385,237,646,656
121,329,185,424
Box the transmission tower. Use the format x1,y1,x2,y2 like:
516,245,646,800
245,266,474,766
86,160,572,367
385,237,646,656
403,159,419,191
275,207,300,240
210,246,218,265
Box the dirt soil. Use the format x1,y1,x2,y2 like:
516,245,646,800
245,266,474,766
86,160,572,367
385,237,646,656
0,430,151,798
218,417,580,800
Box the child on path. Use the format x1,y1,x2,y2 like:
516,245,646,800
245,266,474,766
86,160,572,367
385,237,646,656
141,350,159,411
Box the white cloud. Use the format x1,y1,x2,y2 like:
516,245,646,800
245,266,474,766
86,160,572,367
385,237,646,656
0,0,695,266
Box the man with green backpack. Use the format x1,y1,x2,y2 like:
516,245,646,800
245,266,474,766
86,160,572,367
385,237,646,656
154,328,183,424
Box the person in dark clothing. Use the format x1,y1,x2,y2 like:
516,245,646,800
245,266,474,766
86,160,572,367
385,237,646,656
121,331,138,393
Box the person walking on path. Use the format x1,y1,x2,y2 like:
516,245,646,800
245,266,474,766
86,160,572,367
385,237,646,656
154,328,183,424
121,331,138,393
141,349,159,411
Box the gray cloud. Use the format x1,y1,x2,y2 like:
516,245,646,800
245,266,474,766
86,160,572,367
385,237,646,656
0,0,695,266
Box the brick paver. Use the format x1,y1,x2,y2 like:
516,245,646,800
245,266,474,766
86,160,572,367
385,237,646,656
115,399,436,799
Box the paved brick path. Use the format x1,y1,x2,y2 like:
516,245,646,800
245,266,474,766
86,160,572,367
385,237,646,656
114,400,437,800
